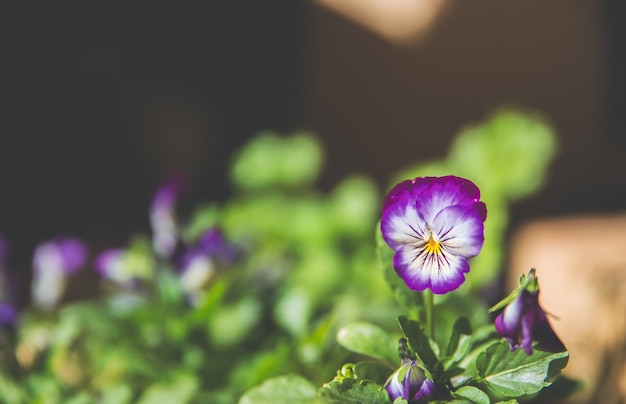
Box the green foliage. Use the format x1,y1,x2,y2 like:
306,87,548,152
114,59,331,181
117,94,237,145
0,110,571,403
476,341,569,397
451,386,490,404
318,378,390,403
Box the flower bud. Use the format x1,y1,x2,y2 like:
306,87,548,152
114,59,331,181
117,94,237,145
493,269,565,355
385,360,435,402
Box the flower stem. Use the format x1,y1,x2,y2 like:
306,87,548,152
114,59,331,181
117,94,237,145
425,290,434,339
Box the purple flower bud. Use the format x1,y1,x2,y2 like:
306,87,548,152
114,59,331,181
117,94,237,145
494,273,565,355
32,237,87,309
385,360,435,402
150,176,186,258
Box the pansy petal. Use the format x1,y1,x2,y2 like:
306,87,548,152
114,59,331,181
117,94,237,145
428,252,469,294
382,179,415,213
414,176,483,224
495,293,523,340
432,204,485,258
381,199,428,250
393,245,468,294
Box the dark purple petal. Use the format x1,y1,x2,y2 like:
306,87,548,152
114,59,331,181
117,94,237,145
385,360,434,402
414,378,436,401
197,228,238,264
533,307,566,353
382,179,416,213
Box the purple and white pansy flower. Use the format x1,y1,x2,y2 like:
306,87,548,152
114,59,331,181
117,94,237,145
381,176,486,294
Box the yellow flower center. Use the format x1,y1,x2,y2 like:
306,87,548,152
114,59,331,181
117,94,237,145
425,235,442,255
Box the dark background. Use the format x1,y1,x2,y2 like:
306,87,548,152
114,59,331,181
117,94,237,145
2,1,625,274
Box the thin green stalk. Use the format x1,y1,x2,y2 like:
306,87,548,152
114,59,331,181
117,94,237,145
425,290,434,340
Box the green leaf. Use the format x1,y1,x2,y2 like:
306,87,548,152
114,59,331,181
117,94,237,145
444,317,473,366
452,385,490,404
238,374,318,404
318,378,389,404
477,341,569,397
337,322,398,363
352,361,394,385
397,316,438,369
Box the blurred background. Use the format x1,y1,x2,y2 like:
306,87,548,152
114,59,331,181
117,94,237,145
3,0,625,262
2,1,626,400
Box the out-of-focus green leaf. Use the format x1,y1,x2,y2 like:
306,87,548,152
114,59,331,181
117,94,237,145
238,374,318,404
328,176,379,237
231,133,323,190
137,373,198,404
100,384,133,404
337,322,398,364
209,296,262,347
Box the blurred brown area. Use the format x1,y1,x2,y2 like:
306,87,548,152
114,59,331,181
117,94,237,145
2,2,626,398
3,1,625,258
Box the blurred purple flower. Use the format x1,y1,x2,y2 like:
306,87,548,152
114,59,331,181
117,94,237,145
195,228,238,265
31,237,87,309
150,176,186,258
381,176,486,294
0,302,17,326
95,249,128,283
177,227,237,300
493,269,565,355
385,359,435,402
